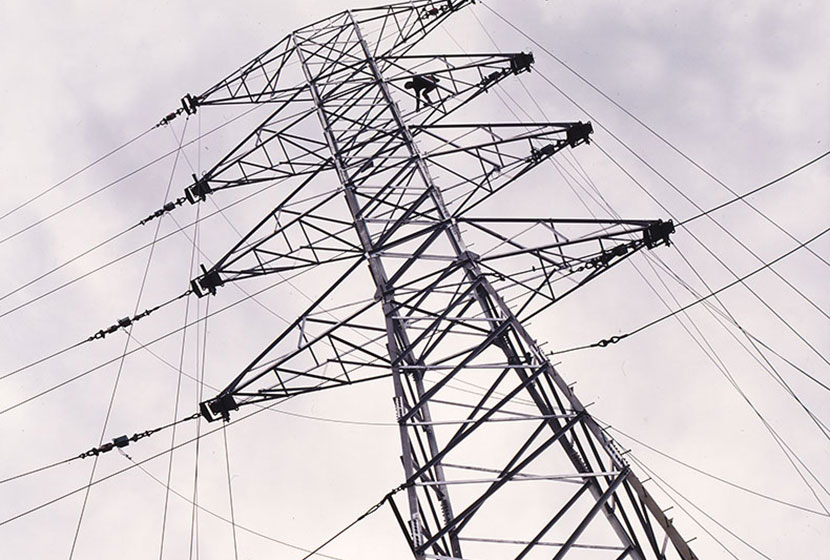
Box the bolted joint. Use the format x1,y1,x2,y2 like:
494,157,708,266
643,219,675,249
185,174,213,204
190,264,224,298
199,394,239,422
458,250,480,265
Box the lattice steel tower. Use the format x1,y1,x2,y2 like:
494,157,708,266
157,1,697,558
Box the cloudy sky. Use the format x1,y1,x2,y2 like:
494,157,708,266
0,1,827,559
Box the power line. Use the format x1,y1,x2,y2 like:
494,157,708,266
592,140,830,362
118,450,346,560
479,0,830,270
678,149,830,227
552,225,830,356
478,2,830,325
0,102,267,249
607,425,829,517
628,454,770,560
299,487,405,560
0,175,284,325
69,119,190,559
0,127,154,224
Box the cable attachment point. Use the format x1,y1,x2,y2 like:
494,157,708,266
139,196,187,226
190,264,224,298
566,121,593,148
509,51,535,74
643,219,675,249
184,173,213,204
199,394,239,422
181,93,199,115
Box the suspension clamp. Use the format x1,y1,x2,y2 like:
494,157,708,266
199,394,239,422
190,264,224,298
566,121,594,148
181,93,199,115
643,219,675,248
185,174,213,204
510,51,535,74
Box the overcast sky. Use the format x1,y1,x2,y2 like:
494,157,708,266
0,1,828,559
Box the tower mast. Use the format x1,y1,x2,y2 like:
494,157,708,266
160,1,697,557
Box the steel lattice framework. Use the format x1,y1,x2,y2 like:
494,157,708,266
156,1,698,558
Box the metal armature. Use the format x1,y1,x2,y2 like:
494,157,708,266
163,1,695,558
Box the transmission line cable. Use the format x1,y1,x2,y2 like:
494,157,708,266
665,247,830,436
547,70,829,324
0,222,140,305
480,1,830,270
552,225,829,356
299,488,405,560
0,175,287,325
549,224,830,505
678,149,830,226
0,264,325,417
608,425,829,517
548,131,829,440
471,20,830,375
190,205,206,560
642,251,830,393
0,127,154,223
117,450,346,559
0,456,82,486
629,454,774,560
593,140,830,365
477,17,829,326
68,118,189,560
158,200,200,560
0,348,380,536
222,423,240,560
0,102,270,248
611,237,830,512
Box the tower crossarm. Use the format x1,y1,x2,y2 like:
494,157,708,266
187,121,595,297
174,52,545,207
177,0,474,111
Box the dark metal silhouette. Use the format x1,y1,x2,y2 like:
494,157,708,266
150,2,697,558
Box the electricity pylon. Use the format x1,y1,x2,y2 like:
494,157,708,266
154,1,696,558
